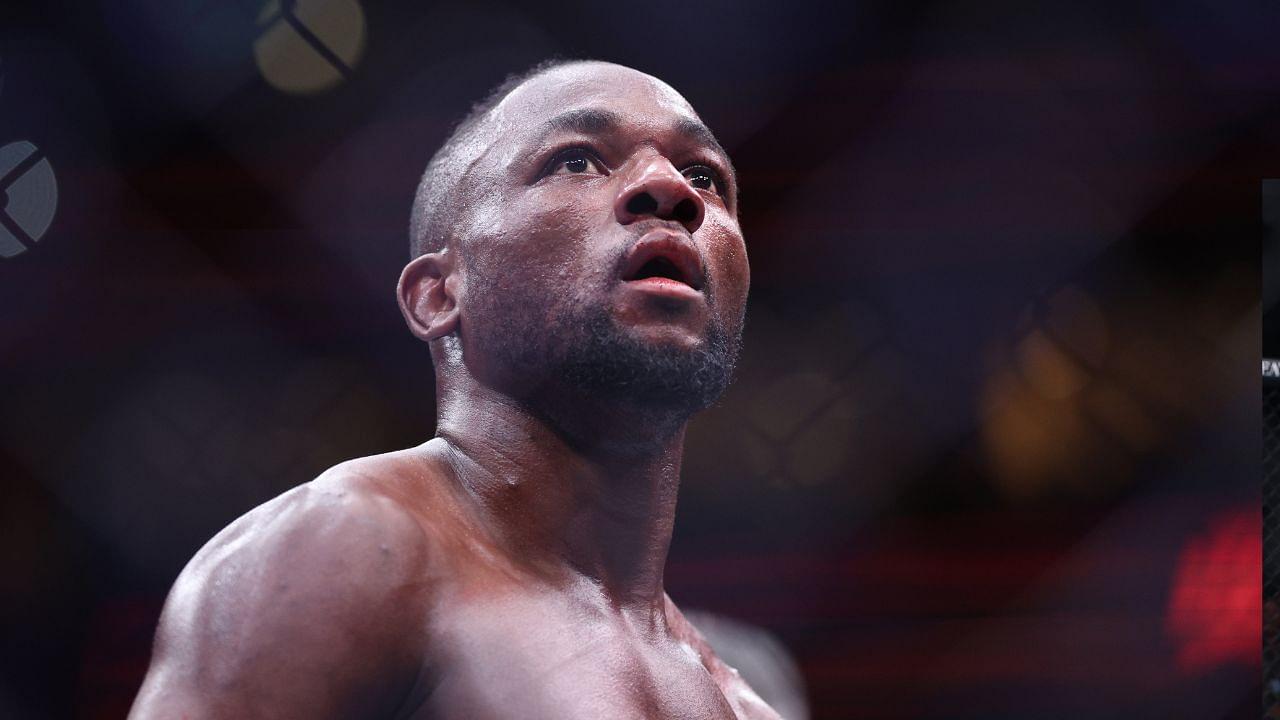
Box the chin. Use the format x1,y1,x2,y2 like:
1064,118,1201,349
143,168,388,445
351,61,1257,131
623,322,710,351
555,315,736,416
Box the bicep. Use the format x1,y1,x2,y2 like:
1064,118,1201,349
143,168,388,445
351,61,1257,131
130,485,432,719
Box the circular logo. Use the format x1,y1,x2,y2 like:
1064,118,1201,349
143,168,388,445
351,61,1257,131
253,0,366,95
0,141,58,259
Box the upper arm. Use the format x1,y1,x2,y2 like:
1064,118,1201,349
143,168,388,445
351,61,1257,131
130,481,435,720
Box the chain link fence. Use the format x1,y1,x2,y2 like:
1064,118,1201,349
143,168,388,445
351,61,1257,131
1264,372,1280,717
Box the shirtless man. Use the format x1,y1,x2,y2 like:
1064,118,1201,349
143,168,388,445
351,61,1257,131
129,59,780,719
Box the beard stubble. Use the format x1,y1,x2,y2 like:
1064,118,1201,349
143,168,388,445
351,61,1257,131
463,256,743,419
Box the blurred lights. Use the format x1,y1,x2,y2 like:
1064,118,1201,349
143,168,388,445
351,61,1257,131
1042,285,1109,369
254,0,366,95
983,285,1124,499
0,140,59,259
1016,329,1089,401
980,276,1247,501
1165,507,1260,674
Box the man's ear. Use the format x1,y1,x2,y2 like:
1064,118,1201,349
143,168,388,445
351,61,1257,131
397,250,461,342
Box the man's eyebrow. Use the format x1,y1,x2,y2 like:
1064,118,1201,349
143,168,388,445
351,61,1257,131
536,108,730,163
531,106,737,194
537,108,625,141
671,116,730,165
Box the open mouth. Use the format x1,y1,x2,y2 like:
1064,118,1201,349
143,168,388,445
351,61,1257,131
631,256,689,284
620,232,705,291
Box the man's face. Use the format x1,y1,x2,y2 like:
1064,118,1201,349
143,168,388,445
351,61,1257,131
453,63,749,413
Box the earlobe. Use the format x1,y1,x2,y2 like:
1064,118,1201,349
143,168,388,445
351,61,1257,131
397,251,461,342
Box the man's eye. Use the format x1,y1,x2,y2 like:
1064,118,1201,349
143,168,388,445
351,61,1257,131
683,166,722,194
550,150,604,175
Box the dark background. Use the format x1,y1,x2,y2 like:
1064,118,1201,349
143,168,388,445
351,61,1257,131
0,1,1272,718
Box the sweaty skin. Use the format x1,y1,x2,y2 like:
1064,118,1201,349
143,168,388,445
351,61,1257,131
129,62,779,720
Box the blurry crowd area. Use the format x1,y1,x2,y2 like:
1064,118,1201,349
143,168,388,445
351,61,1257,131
1,1,1274,718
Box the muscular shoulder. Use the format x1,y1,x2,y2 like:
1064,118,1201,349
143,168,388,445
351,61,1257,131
132,449,452,718
665,596,784,720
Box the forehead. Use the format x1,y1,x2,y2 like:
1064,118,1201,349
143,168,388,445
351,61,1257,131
490,63,702,142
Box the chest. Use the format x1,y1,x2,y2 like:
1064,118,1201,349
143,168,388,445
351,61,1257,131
415,590,741,720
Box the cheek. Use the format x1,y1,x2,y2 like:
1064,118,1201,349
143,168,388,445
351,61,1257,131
705,221,750,308
469,191,614,300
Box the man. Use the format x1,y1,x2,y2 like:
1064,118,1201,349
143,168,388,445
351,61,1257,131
130,59,780,719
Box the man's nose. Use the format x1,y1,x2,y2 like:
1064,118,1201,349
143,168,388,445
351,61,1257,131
613,156,705,234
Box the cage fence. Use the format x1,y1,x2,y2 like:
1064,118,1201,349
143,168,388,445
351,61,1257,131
1263,365,1279,717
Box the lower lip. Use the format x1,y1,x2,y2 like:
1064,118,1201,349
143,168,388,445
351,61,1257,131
623,277,703,299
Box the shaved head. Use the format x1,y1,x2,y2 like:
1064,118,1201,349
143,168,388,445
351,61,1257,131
409,58,598,259
408,59,731,260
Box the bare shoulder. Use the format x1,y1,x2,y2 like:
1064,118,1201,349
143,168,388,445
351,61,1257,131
130,445,453,719
664,595,785,720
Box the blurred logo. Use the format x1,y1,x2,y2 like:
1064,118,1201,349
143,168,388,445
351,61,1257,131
0,141,58,259
1266,359,1280,378
254,0,366,95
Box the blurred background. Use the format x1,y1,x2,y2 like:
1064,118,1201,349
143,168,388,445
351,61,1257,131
0,1,1272,718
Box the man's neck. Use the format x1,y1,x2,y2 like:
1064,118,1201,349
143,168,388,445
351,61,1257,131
433,379,688,617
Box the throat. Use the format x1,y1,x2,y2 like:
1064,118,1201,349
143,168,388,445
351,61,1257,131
432,397,686,604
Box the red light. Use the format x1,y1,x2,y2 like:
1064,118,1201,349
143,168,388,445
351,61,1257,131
1165,508,1261,674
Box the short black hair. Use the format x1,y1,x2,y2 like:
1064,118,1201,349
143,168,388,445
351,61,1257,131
408,58,598,259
